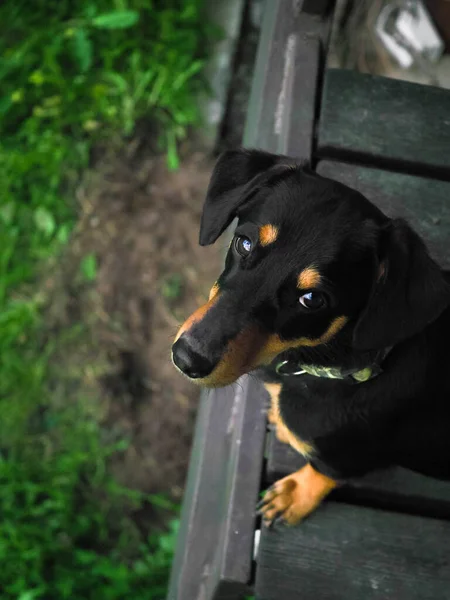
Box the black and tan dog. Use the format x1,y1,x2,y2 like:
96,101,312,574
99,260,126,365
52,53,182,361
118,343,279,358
172,148,450,527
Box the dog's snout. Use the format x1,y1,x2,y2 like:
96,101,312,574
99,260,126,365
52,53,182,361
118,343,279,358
172,336,215,379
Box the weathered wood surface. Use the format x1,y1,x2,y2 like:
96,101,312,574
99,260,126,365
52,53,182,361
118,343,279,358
317,69,450,179
317,161,450,269
243,0,335,159
255,502,450,600
167,378,266,600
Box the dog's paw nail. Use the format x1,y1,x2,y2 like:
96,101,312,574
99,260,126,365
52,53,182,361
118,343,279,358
256,498,266,511
272,514,286,528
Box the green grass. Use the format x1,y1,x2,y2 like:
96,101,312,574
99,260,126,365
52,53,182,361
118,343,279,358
1,420,179,600
0,0,215,596
0,0,216,442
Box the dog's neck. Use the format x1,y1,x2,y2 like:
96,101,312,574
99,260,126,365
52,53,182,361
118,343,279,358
267,337,392,383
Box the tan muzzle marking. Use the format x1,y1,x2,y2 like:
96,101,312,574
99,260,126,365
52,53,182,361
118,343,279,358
174,295,219,343
252,315,348,367
174,297,348,387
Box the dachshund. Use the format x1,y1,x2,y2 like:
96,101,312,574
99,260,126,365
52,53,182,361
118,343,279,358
172,148,450,526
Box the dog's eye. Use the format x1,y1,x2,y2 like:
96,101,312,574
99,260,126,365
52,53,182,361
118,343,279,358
299,291,326,310
234,235,252,257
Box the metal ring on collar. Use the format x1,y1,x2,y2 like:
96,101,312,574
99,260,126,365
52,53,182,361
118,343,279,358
275,360,306,376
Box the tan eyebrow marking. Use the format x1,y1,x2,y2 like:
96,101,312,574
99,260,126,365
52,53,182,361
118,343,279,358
259,224,279,246
297,267,321,289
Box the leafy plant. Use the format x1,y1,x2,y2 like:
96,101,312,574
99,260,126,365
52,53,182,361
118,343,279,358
0,0,215,437
80,253,98,282
0,2,216,435
0,0,215,595
161,273,183,301
0,417,179,599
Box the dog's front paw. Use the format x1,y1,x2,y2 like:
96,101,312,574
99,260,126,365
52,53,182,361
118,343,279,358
256,463,337,527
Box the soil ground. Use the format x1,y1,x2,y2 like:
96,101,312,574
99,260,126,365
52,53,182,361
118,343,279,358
41,0,262,510
47,142,223,500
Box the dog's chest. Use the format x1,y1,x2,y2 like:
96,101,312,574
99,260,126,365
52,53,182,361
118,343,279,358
277,376,367,442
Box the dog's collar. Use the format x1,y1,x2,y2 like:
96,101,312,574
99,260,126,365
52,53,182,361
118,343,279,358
274,347,392,384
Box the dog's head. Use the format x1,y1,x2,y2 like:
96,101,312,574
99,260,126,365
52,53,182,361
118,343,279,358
172,149,450,387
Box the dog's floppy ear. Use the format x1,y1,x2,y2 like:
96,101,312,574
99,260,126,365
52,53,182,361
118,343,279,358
199,148,292,246
353,218,450,350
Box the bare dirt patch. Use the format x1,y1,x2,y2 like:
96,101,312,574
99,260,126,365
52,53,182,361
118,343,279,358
47,144,222,500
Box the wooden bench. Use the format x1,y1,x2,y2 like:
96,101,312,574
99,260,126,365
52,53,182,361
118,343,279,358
168,1,450,598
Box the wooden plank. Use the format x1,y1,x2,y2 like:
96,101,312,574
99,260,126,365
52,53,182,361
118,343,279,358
317,161,450,269
317,69,450,180
266,432,450,518
168,391,235,600
243,0,335,159
199,0,245,147
218,378,267,589
255,502,450,600
167,377,267,600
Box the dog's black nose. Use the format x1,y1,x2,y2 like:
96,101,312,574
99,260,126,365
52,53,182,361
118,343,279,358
172,336,215,379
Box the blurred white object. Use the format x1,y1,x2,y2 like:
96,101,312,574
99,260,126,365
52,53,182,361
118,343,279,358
253,528,260,561
376,0,444,69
